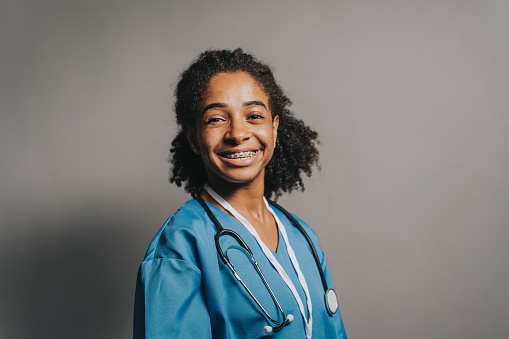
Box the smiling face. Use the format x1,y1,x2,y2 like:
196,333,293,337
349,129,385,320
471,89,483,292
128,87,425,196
187,71,279,191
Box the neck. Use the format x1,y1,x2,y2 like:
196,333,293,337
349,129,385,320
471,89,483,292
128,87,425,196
202,176,267,218
202,173,279,252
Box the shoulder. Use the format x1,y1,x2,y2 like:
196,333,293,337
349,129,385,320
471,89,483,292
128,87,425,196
269,201,320,244
267,200,330,262
269,202,329,266
142,199,215,263
167,199,211,228
268,200,316,234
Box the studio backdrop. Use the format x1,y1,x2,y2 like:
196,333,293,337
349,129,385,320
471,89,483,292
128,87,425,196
1,1,508,338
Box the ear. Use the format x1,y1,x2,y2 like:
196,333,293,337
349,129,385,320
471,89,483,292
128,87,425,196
272,115,279,144
185,127,200,155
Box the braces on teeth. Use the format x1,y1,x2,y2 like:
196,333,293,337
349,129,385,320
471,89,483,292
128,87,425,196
225,151,256,159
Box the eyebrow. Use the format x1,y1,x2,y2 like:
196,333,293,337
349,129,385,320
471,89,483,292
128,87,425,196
201,103,228,115
201,101,267,115
243,100,267,109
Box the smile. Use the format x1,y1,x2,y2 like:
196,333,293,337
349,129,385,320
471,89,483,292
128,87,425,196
223,151,257,159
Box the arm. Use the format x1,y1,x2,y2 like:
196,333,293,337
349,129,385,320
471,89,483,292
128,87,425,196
134,257,212,338
320,250,348,339
291,213,348,339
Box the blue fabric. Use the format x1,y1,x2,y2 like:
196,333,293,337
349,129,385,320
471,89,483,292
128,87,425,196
134,199,347,338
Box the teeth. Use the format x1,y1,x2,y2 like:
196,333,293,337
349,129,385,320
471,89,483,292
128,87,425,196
225,151,257,159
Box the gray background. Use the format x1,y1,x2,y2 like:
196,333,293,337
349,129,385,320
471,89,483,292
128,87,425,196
1,0,508,338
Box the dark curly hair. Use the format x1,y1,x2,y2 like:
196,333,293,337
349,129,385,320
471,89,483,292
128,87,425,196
169,48,320,199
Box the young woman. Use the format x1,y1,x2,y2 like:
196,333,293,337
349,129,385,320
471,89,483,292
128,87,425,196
134,49,347,338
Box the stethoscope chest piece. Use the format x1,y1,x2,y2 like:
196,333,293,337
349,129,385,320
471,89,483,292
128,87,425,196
325,288,338,315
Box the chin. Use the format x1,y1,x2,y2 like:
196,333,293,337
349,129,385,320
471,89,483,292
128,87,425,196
209,168,265,187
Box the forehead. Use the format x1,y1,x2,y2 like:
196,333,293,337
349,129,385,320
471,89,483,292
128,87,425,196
203,71,268,104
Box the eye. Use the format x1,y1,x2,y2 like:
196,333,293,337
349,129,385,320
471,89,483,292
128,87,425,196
205,116,226,124
248,112,265,121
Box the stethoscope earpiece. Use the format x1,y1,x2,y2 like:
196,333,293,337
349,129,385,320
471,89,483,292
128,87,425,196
263,314,293,333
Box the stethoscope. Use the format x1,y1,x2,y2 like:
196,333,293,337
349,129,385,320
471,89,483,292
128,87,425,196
194,193,339,334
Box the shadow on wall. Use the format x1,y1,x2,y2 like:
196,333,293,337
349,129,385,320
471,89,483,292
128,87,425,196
0,200,153,339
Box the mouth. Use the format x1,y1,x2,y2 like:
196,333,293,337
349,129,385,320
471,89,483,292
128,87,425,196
221,151,258,160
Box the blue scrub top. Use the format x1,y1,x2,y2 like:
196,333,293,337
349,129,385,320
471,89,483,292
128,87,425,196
134,199,347,338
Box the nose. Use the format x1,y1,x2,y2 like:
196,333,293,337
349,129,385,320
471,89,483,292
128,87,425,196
225,117,251,144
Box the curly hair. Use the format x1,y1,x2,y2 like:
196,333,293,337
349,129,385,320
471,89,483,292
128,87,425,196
169,48,320,199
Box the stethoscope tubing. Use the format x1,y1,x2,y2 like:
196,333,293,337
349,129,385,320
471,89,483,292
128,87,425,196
195,194,332,293
195,195,290,329
194,193,336,330
266,199,329,293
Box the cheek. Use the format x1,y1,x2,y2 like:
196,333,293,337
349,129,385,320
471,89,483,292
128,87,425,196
197,130,223,156
262,127,276,144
